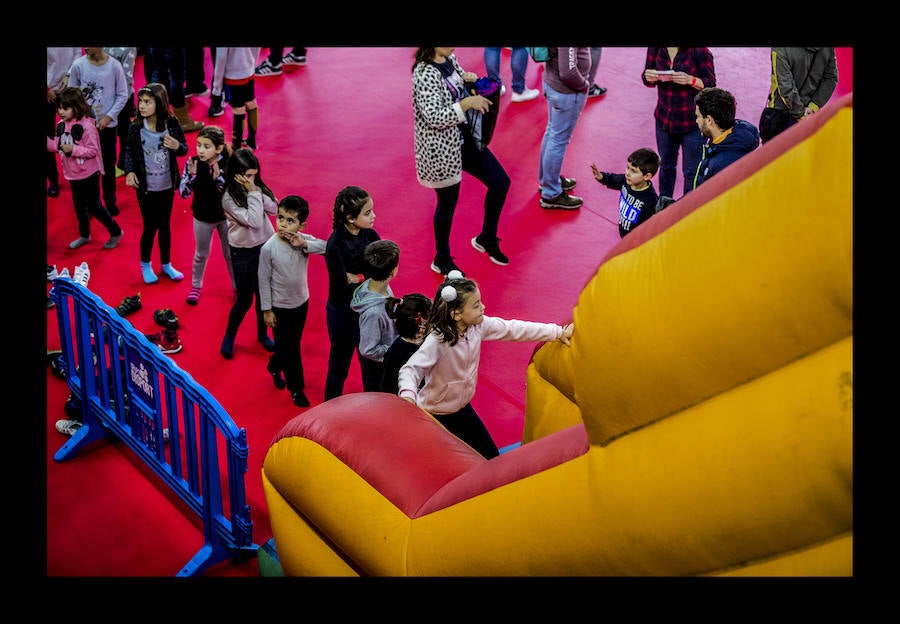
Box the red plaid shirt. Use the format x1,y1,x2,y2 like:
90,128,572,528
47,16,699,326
642,48,717,134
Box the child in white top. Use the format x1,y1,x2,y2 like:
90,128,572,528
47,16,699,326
258,195,326,407
398,272,573,458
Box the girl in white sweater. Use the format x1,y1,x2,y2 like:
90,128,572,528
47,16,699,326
398,272,573,458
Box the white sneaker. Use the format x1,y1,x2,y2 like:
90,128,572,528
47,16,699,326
73,261,90,287
58,267,70,279
56,419,82,436
511,87,540,103
47,264,58,281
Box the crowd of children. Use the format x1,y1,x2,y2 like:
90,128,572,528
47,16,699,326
48,47,783,458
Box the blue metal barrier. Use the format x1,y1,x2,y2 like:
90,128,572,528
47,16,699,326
49,278,259,576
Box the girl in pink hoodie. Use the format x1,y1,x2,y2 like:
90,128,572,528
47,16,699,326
48,87,123,250
398,272,574,459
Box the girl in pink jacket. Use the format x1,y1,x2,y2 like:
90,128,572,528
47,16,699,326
398,272,573,458
48,87,123,250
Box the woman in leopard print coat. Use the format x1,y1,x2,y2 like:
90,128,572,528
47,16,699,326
412,47,511,276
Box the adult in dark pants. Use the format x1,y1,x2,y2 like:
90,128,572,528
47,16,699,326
323,186,380,401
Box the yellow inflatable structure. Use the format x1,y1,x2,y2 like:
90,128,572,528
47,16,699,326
262,94,853,576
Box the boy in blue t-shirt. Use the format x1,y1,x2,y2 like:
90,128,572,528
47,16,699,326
591,148,661,238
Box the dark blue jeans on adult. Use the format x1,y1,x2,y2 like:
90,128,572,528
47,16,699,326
324,300,362,401
225,244,268,342
148,47,188,108
433,138,509,260
655,120,704,199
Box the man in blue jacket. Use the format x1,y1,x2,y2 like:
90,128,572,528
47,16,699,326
692,87,760,189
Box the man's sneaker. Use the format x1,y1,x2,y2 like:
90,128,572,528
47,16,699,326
587,84,608,98
146,328,182,354
47,265,58,281
510,87,540,103
430,256,465,277
540,192,584,210
255,60,283,76
56,419,82,436
471,236,509,266
73,261,90,287
208,94,225,117
282,52,307,66
185,84,209,98
537,176,577,193
115,293,142,317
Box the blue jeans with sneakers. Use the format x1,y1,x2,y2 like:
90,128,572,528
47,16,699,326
483,47,528,94
539,82,587,198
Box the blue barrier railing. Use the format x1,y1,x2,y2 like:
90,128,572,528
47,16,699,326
49,278,259,576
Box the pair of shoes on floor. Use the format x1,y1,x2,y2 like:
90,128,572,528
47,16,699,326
47,296,55,309
510,87,540,103
258,334,275,352
291,390,310,407
153,308,179,330
587,84,607,98
104,229,123,249
48,181,60,198
47,264,58,281
282,52,306,66
255,60,283,76
56,419,82,436
471,235,509,266
540,191,584,210
47,350,66,379
115,293,142,317
69,236,90,250
220,335,234,359
267,362,286,390
73,261,90,288
146,328,182,354
430,255,465,277
186,286,201,305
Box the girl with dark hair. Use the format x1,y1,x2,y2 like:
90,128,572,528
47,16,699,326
124,82,189,284
398,272,573,459
48,86,123,250
380,293,432,395
219,147,279,359
323,185,380,400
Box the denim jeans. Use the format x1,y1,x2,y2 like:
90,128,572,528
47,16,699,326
483,47,528,94
655,120,704,199
539,82,587,198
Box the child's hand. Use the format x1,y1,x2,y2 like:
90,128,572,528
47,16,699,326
263,309,276,328
559,323,574,346
210,160,220,178
187,158,197,177
162,133,180,151
125,172,139,188
644,68,660,83
591,163,603,181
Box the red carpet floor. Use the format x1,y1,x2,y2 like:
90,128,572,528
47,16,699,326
44,47,853,577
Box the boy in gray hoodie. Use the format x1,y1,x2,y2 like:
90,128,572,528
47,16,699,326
350,240,401,392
